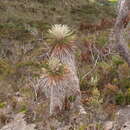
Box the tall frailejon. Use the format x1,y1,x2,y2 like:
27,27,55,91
40,24,86,115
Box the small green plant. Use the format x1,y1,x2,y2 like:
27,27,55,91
112,55,124,66
115,92,125,105
96,31,109,47
79,125,86,130
89,87,103,107
19,105,28,113
68,96,76,102
0,102,6,108
125,88,130,104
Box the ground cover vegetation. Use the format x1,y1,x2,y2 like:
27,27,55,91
0,0,130,129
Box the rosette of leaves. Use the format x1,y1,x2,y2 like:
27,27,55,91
48,24,76,48
41,57,69,80
89,87,103,107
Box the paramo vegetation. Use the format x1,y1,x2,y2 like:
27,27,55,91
0,0,130,129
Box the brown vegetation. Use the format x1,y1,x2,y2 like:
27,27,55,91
79,18,115,32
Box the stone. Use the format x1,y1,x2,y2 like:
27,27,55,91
114,105,130,130
103,121,114,130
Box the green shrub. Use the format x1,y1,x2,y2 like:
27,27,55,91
0,102,6,108
112,55,124,66
115,92,125,105
125,88,130,104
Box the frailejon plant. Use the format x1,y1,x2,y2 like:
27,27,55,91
39,24,86,115
40,57,70,114
48,24,76,71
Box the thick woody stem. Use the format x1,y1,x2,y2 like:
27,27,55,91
114,0,130,66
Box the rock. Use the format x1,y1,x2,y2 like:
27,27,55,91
121,122,130,130
103,121,114,130
0,113,36,130
113,105,130,130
